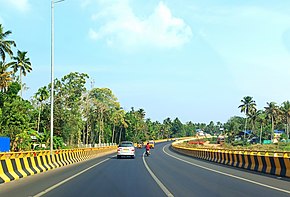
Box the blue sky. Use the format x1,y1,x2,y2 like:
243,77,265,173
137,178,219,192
1,0,290,124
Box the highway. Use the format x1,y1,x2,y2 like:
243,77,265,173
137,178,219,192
0,142,289,197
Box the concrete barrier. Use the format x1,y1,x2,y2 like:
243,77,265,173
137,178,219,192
171,141,290,178
0,146,117,184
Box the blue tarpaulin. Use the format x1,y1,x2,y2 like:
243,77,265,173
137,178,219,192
274,130,284,134
0,137,10,152
238,130,252,136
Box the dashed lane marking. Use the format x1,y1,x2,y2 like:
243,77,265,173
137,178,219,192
33,158,110,197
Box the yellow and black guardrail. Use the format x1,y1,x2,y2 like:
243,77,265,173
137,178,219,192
0,145,117,184
172,141,290,178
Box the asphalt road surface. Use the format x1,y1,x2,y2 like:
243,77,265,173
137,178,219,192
0,142,289,197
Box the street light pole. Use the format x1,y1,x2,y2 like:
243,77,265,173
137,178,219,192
51,0,64,155
50,0,55,155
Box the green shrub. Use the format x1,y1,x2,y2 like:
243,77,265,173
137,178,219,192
15,131,32,151
277,142,290,151
53,136,66,149
232,140,244,146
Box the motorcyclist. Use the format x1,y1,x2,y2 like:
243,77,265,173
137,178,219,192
145,142,150,155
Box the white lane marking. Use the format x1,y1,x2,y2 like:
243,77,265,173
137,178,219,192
33,158,110,197
142,152,174,197
163,145,290,195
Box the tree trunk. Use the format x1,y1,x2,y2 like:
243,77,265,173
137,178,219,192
98,109,103,144
20,69,22,97
115,127,119,143
112,124,115,144
98,133,101,144
98,117,102,144
271,116,274,141
98,119,101,144
86,120,89,144
259,124,263,144
119,128,122,144
244,118,248,142
78,129,81,147
90,122,94,144
82,127,85,145
37,104,42,133
101,115,104,143
286,116,289,142
251,121,255,138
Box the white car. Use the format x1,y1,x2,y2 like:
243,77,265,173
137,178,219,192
117,141,135,159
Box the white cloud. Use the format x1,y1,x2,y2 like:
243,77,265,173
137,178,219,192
1,0,31,12
89,28,99,40
88,1,192,49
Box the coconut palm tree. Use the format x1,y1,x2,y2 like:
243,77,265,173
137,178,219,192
163,117,172,139
248,108,261,137
281,101,290,140
137,108,146,119
0,61,13,92
35,86,49,133
0,24,16,61
256,110,267,144
238,96,257,141
10,50,32,96
264,102,281,141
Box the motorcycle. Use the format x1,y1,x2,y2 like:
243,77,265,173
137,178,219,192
145,149,150,156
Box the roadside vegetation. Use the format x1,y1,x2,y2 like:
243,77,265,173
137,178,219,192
0,24,289,151
181,139,290,152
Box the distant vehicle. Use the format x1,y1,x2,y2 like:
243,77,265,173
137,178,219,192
137,141,143,149
217,136,225,144
117,141,135,159
32,143,46,150
234,136,242,141
148,140,155,149
248,137,259,144
197,130,205,136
